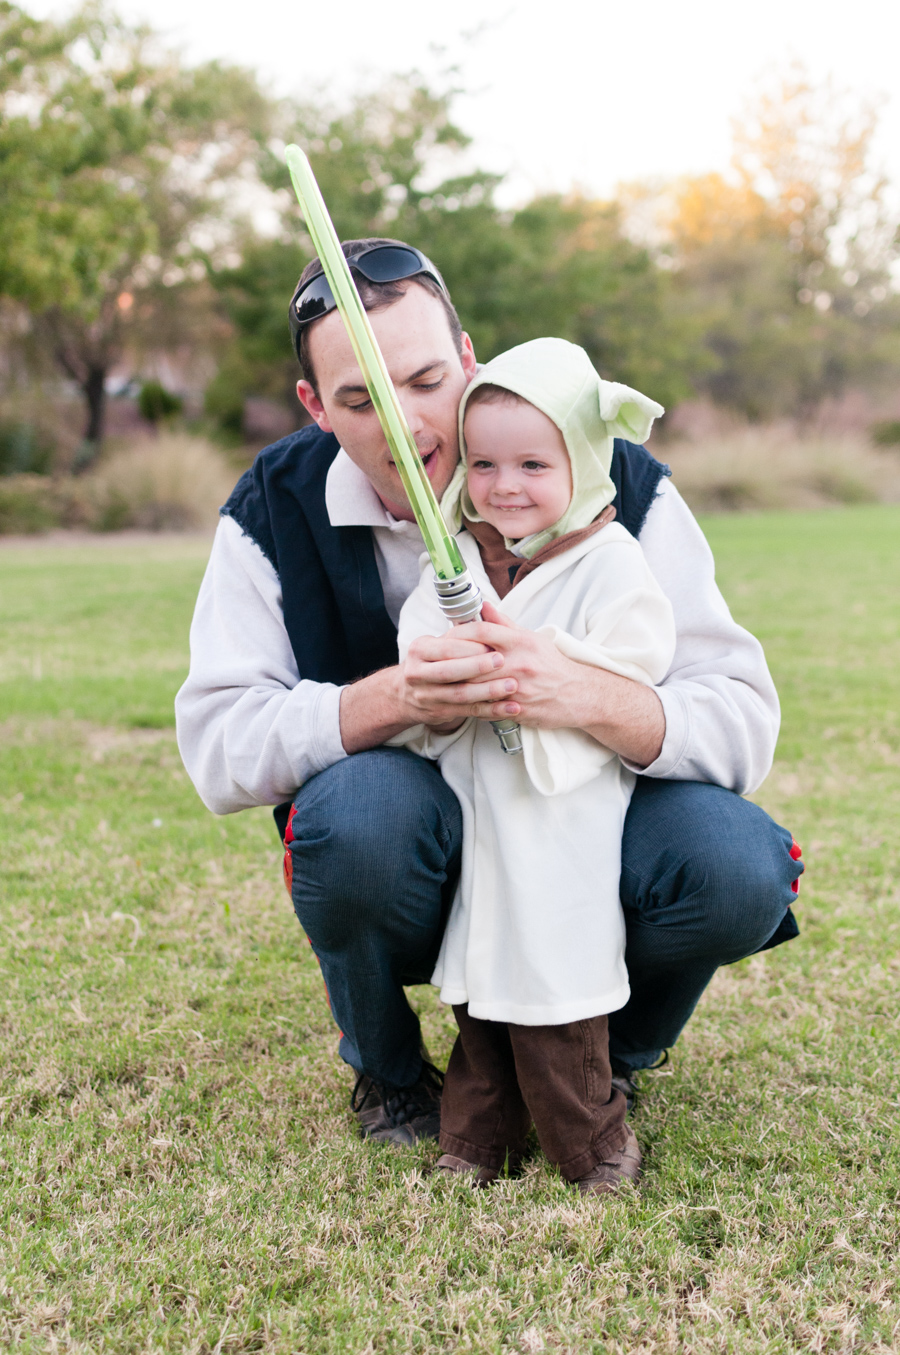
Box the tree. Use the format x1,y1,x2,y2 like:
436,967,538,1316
0,3,271,459
210,76,494,422
210,75,698,430
662,68,900,419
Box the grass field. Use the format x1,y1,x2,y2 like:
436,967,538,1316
1,508,899,1354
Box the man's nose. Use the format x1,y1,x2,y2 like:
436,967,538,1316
399,392,425,438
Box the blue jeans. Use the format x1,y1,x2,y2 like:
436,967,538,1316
286,748,802,1087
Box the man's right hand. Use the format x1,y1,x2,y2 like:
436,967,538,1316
403,631,521,723
338,630,519,755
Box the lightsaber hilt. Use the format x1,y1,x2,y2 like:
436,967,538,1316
433,571,523,756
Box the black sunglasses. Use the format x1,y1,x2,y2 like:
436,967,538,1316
288,244,448,359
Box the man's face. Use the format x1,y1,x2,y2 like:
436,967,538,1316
296,284,478,521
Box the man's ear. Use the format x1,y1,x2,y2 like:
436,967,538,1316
296,379,333,433
460,332,478,382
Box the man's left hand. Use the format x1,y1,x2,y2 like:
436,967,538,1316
420,600,667,768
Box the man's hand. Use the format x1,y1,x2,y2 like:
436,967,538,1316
340,601,666,768
337,626,514,754
413,601,667,767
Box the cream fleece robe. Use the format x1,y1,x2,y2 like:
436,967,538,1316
392,525,676,1024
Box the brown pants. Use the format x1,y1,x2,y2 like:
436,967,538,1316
439,1004,628,1182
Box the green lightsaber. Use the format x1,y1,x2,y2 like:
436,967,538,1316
285,144,522,754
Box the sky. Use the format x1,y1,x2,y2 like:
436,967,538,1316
27,0,900,205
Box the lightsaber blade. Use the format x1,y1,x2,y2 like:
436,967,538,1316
285,143,522,754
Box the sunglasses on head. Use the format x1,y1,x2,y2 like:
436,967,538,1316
288,244,448,359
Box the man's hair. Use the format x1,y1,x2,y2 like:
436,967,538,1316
295,237,464,394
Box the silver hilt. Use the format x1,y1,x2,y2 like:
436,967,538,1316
433,570,523,756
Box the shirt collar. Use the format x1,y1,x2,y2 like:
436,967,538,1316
325,447,425,536
325,447,398,528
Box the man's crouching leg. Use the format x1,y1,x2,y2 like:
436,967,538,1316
283,747,462,1144
608,779,803,1087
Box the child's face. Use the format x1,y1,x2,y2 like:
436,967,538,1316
464,398,572,540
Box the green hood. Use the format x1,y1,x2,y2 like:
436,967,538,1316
441,337,664,559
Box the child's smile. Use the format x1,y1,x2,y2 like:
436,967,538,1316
464,397,572,540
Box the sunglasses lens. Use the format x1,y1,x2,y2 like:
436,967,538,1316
352,246,425,283
293,273,334,325
291,246,442,347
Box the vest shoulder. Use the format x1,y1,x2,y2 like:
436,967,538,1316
221,425,339,570
609,438,671,538
611,437,671,480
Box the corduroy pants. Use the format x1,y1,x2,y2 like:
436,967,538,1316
439,1005,628,1179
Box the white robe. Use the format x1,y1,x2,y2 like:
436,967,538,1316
392,523,677,1025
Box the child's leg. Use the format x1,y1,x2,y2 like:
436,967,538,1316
507,1016,631,1183
439,1004,531,1172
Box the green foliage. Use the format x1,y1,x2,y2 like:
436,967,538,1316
0,515,899,1349
3,23,900,439
0,418,53,474
655,71,900,420
670,230,900,420
0,2,271,450
443,193,699,408
871,419,900,446
138,380,182,424
0,472,56,530
213,77,696,415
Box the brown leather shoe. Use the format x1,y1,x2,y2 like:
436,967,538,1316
433,1153,499,1187
350,1063,443,1146
574,1125,642,1196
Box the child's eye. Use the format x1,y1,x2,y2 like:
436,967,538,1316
470,459,494,470
522,460,548,471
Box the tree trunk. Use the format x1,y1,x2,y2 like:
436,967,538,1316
83,366,107,442
75,366,107,471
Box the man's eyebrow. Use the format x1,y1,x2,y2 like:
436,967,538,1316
333,359,448,401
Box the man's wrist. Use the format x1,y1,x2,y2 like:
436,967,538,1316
575,666,666,769
339,666,417,755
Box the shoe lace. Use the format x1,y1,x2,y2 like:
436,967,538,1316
350,1061,444,1127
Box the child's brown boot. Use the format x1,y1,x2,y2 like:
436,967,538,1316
574,1126,642,1196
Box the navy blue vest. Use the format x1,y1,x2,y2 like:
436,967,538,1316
222,424,671,687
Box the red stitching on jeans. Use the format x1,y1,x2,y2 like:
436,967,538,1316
282,804,297,897
790,835,802,894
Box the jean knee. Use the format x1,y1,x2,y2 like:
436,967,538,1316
624,780,801,960
694,808,800,958
288,748,461,942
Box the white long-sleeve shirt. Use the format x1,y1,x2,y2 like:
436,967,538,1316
175,449,780,814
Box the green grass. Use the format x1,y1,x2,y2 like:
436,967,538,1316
1,508,899,1354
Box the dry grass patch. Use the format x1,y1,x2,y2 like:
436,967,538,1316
0,435,236,534
663,427,900,513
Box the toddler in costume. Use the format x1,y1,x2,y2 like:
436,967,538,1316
392,338,676,1195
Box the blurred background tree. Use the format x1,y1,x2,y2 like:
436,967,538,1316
1,5,898,469
0,1,270,463
641,67,900,420
209,76,699,436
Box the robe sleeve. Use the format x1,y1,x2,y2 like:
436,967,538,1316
524,537,677,797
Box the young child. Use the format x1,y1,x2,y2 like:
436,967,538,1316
392,337,676,1195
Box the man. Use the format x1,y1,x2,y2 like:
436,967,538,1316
176,237,802,1149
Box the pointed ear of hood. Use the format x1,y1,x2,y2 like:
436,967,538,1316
441,338,664,558
598,381,664,445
